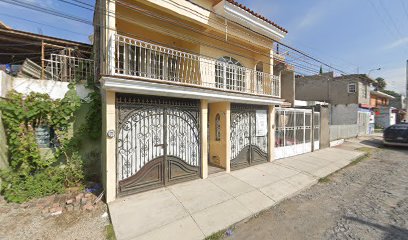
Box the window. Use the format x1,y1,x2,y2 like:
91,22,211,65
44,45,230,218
215,113,221,141
215,56,246,91
348,83,357,93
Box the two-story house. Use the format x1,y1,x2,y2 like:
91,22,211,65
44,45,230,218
295,72,376,135
94,0,293,202
370,91,397,128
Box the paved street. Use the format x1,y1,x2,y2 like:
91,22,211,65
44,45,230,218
226,143,408,240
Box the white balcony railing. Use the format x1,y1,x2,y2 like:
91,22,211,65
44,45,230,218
110,34,281,98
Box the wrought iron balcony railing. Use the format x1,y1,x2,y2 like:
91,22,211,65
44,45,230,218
110,34,281,98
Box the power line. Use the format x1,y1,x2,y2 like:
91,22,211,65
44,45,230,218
367,0,408,54
165,0,348,74
3,0,347,76
60,0,345,75
0,13,90,37
0,0,92,25
378,0,406,41
400,0,408,21
66,0,328,74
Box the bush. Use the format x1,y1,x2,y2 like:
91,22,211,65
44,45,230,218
0,153,85,203
0,168,64,203
0,87,87,203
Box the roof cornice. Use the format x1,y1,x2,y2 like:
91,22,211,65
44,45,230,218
214,0,287,40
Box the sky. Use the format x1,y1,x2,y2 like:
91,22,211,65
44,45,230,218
0,0,407,95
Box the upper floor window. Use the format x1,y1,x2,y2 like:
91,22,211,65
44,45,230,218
348,83,357,93
215,56,246,91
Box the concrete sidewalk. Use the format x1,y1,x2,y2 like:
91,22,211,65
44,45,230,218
109,146,365,240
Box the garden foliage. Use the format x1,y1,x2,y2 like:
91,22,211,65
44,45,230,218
0,84,99,203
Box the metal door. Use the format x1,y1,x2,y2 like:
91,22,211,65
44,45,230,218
230,104,268,170
275,108,314,159
116,95,200,196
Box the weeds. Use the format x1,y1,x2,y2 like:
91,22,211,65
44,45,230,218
106,224,116,240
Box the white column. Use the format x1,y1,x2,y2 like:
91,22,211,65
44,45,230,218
200,100,208,179
268,105,276,162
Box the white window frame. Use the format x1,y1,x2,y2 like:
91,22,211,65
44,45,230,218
348,83,357,93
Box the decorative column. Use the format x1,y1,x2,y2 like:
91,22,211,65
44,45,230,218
225,103,231,173
102,90,116,203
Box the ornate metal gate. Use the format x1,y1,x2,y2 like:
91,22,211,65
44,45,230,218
230,104,268,170
116,95,201,196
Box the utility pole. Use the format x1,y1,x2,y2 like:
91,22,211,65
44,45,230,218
406,60,408,120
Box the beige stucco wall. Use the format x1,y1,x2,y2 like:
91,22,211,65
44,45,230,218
280,70,295,106
208,102,231,172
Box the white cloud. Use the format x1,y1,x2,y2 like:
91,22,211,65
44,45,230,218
296,1,338,29
384,37,408,50
298,7,325,28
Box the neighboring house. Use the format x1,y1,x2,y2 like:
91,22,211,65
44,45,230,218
370,91,396,128
389,95,407,123
295,72,376,135
0,22,94,171
0,21,92,81
94,0,295,202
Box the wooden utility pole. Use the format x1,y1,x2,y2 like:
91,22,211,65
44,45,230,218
41,40,45,79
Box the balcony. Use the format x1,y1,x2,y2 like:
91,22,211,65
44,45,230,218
109,34,281,98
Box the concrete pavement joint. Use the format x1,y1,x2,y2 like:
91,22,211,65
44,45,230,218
167,187,207,238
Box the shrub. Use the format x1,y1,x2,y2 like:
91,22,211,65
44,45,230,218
0,168,64,203
0,86,88,203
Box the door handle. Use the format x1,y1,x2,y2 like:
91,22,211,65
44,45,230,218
154,143,167,148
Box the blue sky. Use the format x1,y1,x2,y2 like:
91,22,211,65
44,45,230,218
0,0,407,95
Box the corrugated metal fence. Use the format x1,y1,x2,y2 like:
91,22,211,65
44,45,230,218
329,124,359,141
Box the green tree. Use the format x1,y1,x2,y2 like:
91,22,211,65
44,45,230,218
374,77,387,91
382,89,401,98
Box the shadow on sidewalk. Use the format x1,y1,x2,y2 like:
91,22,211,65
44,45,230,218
345,216,408,240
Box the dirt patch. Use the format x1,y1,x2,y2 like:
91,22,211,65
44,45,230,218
0,195,111,240
224,146,408,240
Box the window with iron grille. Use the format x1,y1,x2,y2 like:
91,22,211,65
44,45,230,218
215,113,221,141
215,56,246,91
348,83,357,93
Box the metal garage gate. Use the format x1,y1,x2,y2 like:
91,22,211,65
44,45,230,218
275,108,320,159
230,104,269,170
116,95,201,196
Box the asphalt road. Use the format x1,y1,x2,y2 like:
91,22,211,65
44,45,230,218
225,144,408,240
